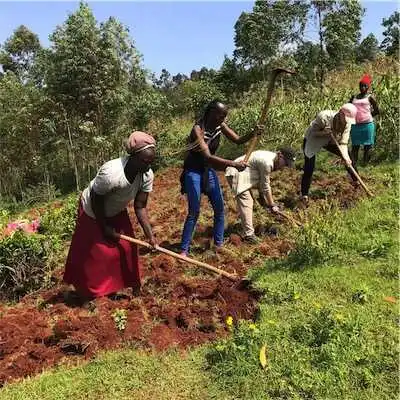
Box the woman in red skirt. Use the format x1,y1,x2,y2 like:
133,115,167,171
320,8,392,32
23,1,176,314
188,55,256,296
63,131,157,298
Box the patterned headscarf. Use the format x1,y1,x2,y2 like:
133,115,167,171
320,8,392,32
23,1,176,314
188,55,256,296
125,131,156,154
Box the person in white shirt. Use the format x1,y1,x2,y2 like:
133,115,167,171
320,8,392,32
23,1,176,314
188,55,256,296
225,147,296,243
63,131,157,299
301,103,358,202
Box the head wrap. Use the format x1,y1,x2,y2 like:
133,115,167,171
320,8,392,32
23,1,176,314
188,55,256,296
125,131,156,154
359,74,372,86
339,103,357,124
334,103,357,142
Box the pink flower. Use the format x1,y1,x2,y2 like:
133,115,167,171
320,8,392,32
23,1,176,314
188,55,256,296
7,223,19,230
29,219,40,232
2,218,40,237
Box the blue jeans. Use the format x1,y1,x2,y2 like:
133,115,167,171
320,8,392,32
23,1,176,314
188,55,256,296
181,169,225,253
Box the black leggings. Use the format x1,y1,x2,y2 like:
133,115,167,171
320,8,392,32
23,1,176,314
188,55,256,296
301,139,359,196
351,145,372,167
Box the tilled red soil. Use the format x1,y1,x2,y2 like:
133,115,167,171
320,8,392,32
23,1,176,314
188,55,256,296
0,166,365,386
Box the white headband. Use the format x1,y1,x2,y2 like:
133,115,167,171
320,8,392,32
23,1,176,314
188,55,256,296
134,144,156,154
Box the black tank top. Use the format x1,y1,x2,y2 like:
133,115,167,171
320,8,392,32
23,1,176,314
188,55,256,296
183,123,222,172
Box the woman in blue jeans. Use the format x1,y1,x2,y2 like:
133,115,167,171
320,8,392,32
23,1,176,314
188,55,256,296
180,100,259,256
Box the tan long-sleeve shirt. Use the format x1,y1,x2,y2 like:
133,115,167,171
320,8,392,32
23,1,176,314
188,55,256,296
225,150,276,197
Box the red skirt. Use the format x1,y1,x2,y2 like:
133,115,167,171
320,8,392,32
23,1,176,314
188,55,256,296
63,201,141,298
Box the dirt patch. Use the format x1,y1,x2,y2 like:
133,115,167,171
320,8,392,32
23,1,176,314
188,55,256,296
0,166,365,386
229,234,242,246
0,253,260,386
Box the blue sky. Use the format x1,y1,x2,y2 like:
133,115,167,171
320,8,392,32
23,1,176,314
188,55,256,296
0,1,398,76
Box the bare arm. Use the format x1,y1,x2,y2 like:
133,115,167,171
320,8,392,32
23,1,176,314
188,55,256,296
90,189,115,240
369,96,380,117
191,125,246,171
256,162,277,209
220,122,255,145
258,191,275,209
134,191,156,246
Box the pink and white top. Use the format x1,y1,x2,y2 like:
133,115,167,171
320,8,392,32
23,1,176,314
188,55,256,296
352,95,373,124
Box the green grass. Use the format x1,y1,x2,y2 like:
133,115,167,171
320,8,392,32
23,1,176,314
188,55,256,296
1,163,398,400
0,348,226,400
206,163,398,400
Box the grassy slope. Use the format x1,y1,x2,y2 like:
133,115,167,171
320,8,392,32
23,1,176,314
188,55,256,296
1,163,398,400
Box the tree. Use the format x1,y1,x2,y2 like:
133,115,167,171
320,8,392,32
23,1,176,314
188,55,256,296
154,69,174,91
41,2,147,189
233,0,309,69
44,3,104,120
0,72,48,196
323,0,364,69
44,3,145,125
310,1,334,89
214,56,250,98
299,1,364,89
190,67,217,82
0,25,41,82
293,41,321,86
380,11,399,57
99,16,146,132
356,33,380,63
129,87,172,130
171,79,225,116
172,73,188,86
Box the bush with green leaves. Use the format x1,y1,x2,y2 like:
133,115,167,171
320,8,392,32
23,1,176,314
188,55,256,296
0,194,81,301
153,117,193,168
130,88,173,131
286,205,345,269
171,79,226,117
0,231,57,301
21,183,61,206
39,194,78,240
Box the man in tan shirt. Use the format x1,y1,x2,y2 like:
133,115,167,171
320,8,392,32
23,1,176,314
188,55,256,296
225,147,296,243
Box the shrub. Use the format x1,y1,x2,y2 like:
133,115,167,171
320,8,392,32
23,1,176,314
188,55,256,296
286,206,344,269
171,79,226,117
39,194,78,240
0,231,56,301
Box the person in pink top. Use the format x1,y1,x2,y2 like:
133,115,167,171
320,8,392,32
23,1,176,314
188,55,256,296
350,74,380,166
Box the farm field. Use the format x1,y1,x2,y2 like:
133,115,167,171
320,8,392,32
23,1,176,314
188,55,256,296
0,162,398,399
0,1,398,399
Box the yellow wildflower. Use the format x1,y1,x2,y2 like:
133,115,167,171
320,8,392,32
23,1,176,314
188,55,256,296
226,316,233,327
334,313,345,323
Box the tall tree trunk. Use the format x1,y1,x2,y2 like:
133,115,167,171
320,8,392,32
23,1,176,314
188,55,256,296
64,113,80,192
318,6,325,92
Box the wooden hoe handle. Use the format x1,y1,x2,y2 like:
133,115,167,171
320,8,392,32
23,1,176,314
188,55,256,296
329,134,374,197
118,234,239,281
244,67,296,163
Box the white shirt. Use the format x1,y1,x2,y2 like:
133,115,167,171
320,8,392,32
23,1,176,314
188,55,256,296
81,157,153,218
225,150,276,197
